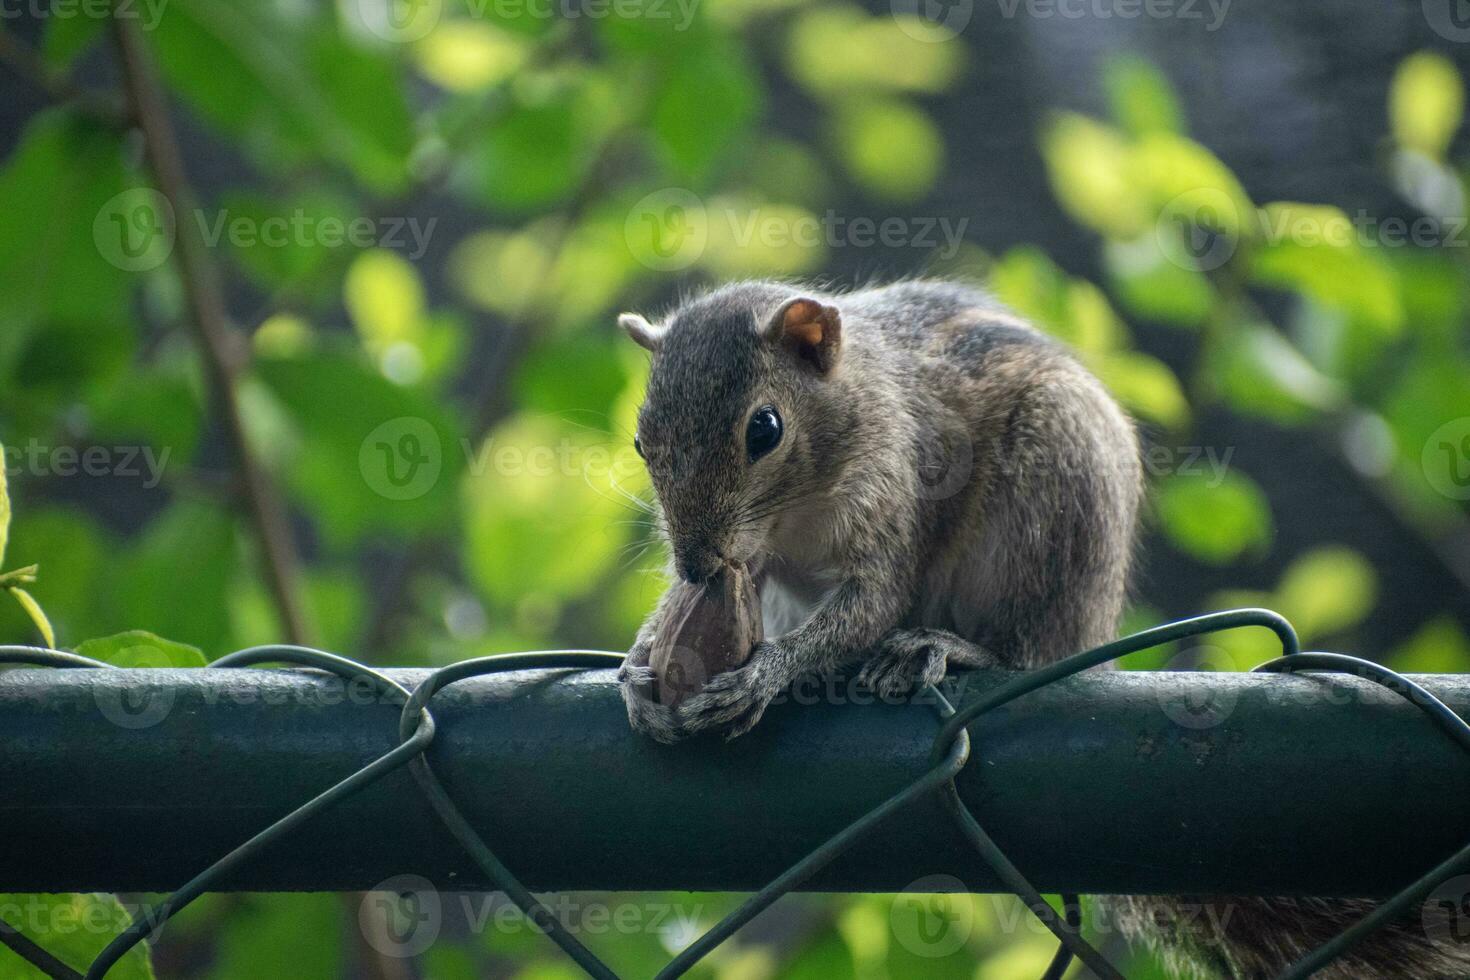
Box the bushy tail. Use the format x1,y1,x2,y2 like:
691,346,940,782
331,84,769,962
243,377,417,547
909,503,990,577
1105,894,1470,979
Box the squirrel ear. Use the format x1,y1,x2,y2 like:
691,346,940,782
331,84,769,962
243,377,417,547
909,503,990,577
764,297,842,373
619,312,664,352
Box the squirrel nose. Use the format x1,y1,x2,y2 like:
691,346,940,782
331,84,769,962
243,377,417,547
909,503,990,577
679,550,724,584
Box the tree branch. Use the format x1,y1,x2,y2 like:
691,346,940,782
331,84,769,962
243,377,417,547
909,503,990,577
110,18,314,646
108,18,420,980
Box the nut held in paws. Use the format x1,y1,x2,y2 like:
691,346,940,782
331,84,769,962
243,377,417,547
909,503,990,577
649,560,762,707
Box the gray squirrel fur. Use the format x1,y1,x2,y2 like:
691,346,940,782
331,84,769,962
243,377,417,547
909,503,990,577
615,278,1470,979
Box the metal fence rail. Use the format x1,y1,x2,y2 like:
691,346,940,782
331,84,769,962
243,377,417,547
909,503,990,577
1,610,1468,979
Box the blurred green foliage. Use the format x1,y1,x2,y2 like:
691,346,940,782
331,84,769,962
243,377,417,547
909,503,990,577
0,1,1468,976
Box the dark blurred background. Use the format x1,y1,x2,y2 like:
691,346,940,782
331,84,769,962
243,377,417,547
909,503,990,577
1,0,1469,976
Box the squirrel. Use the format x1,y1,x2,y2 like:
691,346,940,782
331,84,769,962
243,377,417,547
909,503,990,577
613,279,1469,979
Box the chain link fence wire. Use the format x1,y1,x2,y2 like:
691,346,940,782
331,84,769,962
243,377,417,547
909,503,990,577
1,607,1467,979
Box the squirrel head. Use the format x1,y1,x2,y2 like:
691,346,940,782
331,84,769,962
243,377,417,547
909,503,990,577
620,283,849,584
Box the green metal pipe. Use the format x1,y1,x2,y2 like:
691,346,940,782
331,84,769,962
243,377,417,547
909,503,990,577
0,664,1467,895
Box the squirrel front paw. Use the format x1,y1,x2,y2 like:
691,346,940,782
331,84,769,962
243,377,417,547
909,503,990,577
676,642,783,740
619,649,686,744
858,628,993,698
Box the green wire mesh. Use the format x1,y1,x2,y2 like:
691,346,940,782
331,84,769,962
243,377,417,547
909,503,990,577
1,607,1466,980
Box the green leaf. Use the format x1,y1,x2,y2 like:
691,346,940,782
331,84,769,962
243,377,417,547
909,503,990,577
1273,546,1377,643
1132,132,1253,235
344,248,426,354
652,38,760,179
150,0,413,193
883,891,979,980
211,188,358,297
702,198,828,277
0,565,37,588
0,439,9,566
208,895,342,980
75,630,207,668
1058,279,1128,353
0,111,132,331
0,507,110,646
988,247,1071,331
1104,56,1183,136
1202,588,1282,668
43,15,107,68
464,413,637,605
1093,351,1190,429
105,502,238,651
472,74,617,213
1041,113,1150,238
1392,616,1470,674
976,941,1065,980
229,568,366,655
1103,234,1213,328
8,587,55,649
1391,52,1464,160
1207,321,1346,424
831,98,943,203
253,350,464,544
87,354,203,464
746,137,833,206
1155,470,1273,565
1381,349,1470,515
785,6,964,98
413,21,529,93
514,329,632,422
1249,203,1404,335
0,893,155,980
782,929,857,979
9,318,137,415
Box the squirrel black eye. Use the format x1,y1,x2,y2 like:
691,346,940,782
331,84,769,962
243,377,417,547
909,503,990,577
634,434,645,459
746,406,783,462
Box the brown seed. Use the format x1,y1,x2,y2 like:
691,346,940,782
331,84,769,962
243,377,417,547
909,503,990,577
649,560,762,707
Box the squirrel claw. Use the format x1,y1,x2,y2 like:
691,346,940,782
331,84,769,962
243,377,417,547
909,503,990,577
859,628,992,699
619,663,686,743
618,664,657,686
677,658,775,740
